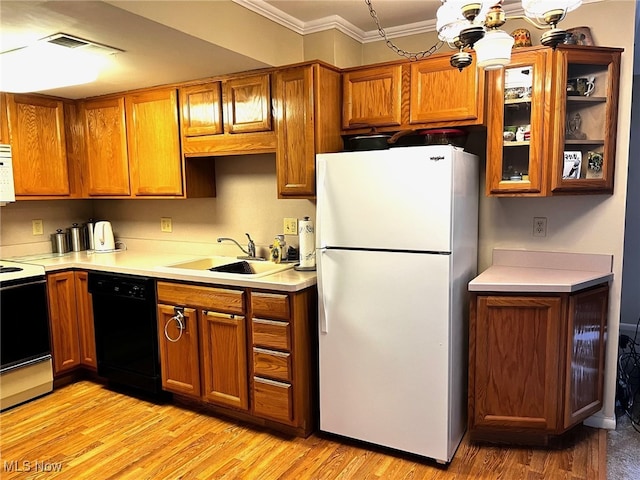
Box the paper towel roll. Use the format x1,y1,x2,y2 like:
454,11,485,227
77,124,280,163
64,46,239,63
298,217,315,268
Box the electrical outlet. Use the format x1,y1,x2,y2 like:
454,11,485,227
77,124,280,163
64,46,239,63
160,217,173,233
533,217,547,237
283,217,298,235
32,219,44,236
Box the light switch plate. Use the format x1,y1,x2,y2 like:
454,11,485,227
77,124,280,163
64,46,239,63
161,217,172,233
32,219,44,236
284,218,298,235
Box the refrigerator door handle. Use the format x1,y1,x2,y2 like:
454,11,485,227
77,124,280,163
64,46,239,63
316,158,326,249
317,249,328,334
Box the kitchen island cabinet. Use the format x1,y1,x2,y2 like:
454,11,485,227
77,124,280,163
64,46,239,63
46,270,96,375
468,250,611,445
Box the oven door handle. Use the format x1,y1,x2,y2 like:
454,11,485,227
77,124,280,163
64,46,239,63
0,278,46,291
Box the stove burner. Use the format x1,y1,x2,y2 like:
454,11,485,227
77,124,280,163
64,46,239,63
0,266,23,273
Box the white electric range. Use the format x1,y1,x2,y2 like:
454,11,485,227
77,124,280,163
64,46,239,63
0,259,53,410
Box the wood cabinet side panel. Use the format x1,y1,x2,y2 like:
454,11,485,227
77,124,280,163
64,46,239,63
563,285,609,428
74,271,96,369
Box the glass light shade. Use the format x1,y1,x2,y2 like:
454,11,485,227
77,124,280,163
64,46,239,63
437,0,490,43
0,42,110,93
474,29,515,70
522,0,582,20
437,1,466,42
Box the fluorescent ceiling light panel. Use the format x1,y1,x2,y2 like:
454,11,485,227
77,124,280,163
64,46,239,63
0,33,121,93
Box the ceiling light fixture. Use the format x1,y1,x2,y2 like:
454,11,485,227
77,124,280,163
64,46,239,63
437,0,582,70
0,33,123,93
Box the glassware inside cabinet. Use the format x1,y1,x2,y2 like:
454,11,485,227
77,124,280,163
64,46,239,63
501,66,533,182
562,62,608,180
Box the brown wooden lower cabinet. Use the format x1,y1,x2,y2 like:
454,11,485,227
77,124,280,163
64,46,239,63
156,282,316,437
468,284,609,445
47,270,96,375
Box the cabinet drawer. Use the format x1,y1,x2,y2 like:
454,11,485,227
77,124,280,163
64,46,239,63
251,292,290,320
253,377,293,423
253,347,291,382
252,318,291,350
157,281,244,314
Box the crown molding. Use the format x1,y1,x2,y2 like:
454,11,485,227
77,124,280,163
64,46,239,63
232,0,438,43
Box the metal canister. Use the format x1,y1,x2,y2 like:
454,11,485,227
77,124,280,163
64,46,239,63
69,223,85,252
85,220,95,250
51,229,69,254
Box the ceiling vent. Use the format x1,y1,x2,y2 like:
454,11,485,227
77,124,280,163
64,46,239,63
43,33,123,55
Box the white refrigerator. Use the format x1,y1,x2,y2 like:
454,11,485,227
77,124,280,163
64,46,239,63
316,145,478,464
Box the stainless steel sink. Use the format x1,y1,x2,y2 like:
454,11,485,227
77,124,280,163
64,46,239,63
164,256,294,278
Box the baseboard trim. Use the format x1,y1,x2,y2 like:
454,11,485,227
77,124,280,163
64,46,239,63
584,412,616,430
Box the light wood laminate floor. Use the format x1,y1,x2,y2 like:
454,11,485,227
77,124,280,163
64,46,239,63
0,381,605,479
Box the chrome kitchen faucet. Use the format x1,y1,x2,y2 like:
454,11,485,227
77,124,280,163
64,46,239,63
217,233,261,260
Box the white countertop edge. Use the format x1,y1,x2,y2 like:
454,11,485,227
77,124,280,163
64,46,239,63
8,251,317,293
469,265,613,293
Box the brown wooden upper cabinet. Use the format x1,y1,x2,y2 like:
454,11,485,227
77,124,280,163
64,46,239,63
81,89,184,197
342,52,485,133
126,89,183,196
485,45,622,197
342,64,402,129
180,73,276,157
224,74,272,133
180,82,224,137
81,97,130,196
274,63,342,198
5,93,70,196
409,54,484,125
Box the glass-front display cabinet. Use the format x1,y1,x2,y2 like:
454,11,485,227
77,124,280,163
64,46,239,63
486,48,552,196
550,45,622,194
486,45,622,197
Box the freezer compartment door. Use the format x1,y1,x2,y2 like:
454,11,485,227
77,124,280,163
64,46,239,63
316,146,459,252
317,248,455,461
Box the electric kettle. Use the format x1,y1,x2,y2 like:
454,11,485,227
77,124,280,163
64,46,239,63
94,221,115,252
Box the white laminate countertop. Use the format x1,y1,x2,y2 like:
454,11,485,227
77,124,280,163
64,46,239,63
5,250,317,293
468,249,613,293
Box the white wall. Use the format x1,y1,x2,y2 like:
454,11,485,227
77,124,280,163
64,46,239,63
89,155,314,259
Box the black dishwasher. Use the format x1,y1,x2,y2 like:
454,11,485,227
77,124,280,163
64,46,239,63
88,272,162,396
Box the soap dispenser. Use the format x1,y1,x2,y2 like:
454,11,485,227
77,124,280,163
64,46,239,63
270,235,284,263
